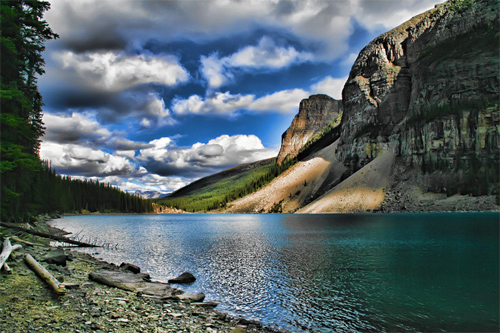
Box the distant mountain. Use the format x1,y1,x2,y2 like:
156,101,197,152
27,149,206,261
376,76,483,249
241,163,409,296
134,190,168,199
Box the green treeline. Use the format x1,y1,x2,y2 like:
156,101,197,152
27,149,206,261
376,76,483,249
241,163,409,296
157,157,296,212
33,161,153,216
0,1,152,222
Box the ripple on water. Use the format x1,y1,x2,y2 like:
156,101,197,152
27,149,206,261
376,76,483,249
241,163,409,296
50,213,500,333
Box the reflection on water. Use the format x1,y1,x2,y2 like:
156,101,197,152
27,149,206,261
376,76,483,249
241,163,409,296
50,213,499,332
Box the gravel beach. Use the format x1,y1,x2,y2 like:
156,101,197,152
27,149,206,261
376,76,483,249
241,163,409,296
0,221,285,333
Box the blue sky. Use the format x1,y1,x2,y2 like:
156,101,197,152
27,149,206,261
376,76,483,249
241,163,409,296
38,0,442,196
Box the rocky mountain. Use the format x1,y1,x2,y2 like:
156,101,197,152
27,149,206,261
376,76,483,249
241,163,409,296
336,0,499,195
160,0,499,214
277,94,342,164
255,0,498,213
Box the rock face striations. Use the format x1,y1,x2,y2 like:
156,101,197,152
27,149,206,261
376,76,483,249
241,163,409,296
336,0,499,195
277,94,342,164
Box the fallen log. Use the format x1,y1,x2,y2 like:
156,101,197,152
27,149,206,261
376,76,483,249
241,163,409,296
0,237,22,270
0,222,98,247
11,236,41,247
24,254,66,295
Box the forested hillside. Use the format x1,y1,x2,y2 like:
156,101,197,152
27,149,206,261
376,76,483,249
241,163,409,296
0,1,152,222
157,157,296,212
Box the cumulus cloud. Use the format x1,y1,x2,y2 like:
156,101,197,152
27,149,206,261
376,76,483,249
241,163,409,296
200,36,314,88
56,51,189,92
200,54,234,89
40,142,135,177
45,0,353,60
170,76,344,116
138,134,278,177
43,112,111,144
172,92,255,116
111,174,189,196
42,112,154,152
355,0,440,31
310,76,347,100
250,89,309,113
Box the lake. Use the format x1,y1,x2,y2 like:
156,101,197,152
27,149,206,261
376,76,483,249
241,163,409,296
49,213,499,332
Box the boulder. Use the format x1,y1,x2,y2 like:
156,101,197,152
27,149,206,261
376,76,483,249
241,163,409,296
192,301,219,307
168,272,196,284
176,292,205,302
42,250,70,266
119,262,140,274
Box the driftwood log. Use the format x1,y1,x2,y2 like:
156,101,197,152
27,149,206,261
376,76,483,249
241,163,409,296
0,237,22,270
24,254,66,295
11,236,38,247
0,222,98,247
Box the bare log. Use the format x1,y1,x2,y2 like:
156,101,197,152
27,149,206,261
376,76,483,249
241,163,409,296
0,237,22,269
24,254,66,295
0,222,99,247
11,236,39,247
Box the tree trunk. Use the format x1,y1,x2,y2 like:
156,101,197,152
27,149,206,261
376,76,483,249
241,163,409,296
24,254,66,295
0,222,99,247
0,237,22,269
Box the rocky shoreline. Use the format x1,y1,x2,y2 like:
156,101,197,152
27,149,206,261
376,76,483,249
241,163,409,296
0,220,286,333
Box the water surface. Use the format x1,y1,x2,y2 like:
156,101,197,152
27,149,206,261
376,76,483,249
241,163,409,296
50,213,499,332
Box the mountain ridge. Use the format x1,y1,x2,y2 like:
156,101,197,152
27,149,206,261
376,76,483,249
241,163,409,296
157,0,499,213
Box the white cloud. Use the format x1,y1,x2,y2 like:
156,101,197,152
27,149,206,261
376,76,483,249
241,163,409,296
116,150,136,160
138,134,278,176
172,92,255,115
56,51,190,92
43,112,111,144
310,76,347,100
140,118,152,128
40,142,135,176
356,0,440,31
250,88,309,113
200,36,314,88
171,75,345,116
226,36,313,69
200,54,234,89
142,93,178,127
138,137,174,161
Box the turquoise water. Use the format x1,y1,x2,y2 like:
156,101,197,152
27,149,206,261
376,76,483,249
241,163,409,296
50,213,499,332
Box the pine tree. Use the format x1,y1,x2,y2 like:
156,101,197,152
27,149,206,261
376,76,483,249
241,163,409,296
1,1,58,221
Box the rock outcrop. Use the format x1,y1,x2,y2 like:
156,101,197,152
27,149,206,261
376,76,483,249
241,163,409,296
336,0,499,195
277,94,342,164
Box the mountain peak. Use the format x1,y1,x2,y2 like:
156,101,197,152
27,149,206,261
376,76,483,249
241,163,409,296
277,94,342,164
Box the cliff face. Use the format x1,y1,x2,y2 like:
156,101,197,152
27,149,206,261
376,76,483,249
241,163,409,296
336,0,499,194
277,94,342,164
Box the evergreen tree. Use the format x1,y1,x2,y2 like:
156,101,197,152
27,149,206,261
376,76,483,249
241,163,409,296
1,0,58,221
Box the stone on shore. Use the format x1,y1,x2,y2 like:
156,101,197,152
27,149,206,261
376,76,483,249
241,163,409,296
192,301,219,307
119,262,141,274
89,270,182,298
42,250,70,266
168,272,196,284
176,292,205,302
